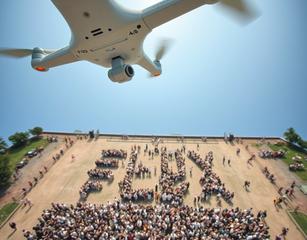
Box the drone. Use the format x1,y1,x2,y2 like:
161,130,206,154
0,0,257,83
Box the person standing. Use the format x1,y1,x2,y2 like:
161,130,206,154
243,181,250,191
236,148,240,155
26,198,33,207
281,227,289,237
9,222,17,232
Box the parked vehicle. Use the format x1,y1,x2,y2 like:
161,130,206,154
16,158,29,169
37,147,44,153
25,149,38,158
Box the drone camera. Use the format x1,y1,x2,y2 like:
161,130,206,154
125,65,134,77
108,57,134,83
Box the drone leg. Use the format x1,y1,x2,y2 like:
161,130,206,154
137,54,162,77
31,46,78,70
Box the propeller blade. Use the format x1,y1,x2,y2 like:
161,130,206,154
155,39,174,61
0,48,33,58
43,49,56,54
218,0,260,24
148,39,174,78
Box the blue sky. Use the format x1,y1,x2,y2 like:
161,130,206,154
0,0,306,142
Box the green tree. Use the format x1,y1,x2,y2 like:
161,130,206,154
297,138,307,150
284,128,300,144
0,137,7,151
29,127,43,138
8,132,29,148
0,156,11,188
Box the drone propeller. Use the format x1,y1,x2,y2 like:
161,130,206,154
0,48,55,58
218,0,260,25
148,39,174,78
0,48,33,58
155,39,174,62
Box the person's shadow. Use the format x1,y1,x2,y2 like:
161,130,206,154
7,229,17,239
25,205,33,213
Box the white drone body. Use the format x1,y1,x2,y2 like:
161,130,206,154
1,0,257,83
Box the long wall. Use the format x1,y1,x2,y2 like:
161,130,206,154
42,131,285,142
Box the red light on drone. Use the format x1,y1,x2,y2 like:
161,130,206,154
35,66,47,72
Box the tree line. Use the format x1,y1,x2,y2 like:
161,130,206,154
283,127,307,150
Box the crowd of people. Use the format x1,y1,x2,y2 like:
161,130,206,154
79,180,102,201
87,169,114,181
174,150,186,180
258,150,285,159
289,162,305,171
63,137,75,149
161,149,186,183
25,201,270,239
46,136,58,143
101,149,127,159
134,163,151,178
119,149,154,202
277,181,296,201
17,141,296,240
159,150,189,206
262,167,276,184
199,172,234,203
189,151,234,203
95,159,119,168
81,150,125,201
187,150,213,170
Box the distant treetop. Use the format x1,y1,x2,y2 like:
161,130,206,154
284,127,306,150
29,127,43,138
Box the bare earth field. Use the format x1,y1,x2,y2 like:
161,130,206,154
0,135,306,239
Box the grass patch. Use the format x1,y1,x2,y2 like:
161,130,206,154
290,211,307,235
4,138,49,172
268,143,307,181
0,202,19,225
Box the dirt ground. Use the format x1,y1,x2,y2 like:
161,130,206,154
0,140,63,208
0,135,306,240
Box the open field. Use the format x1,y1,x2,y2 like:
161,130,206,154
0,202,18,225
4,138,49,172
268,143,307,181
290,211,307,235
0,135,306,239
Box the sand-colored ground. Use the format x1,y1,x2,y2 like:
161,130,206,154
0,136,306,239
0,140,63,207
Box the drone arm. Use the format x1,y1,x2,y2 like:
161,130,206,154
137,54,162,77
142,0,215,29
31,46,78,70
